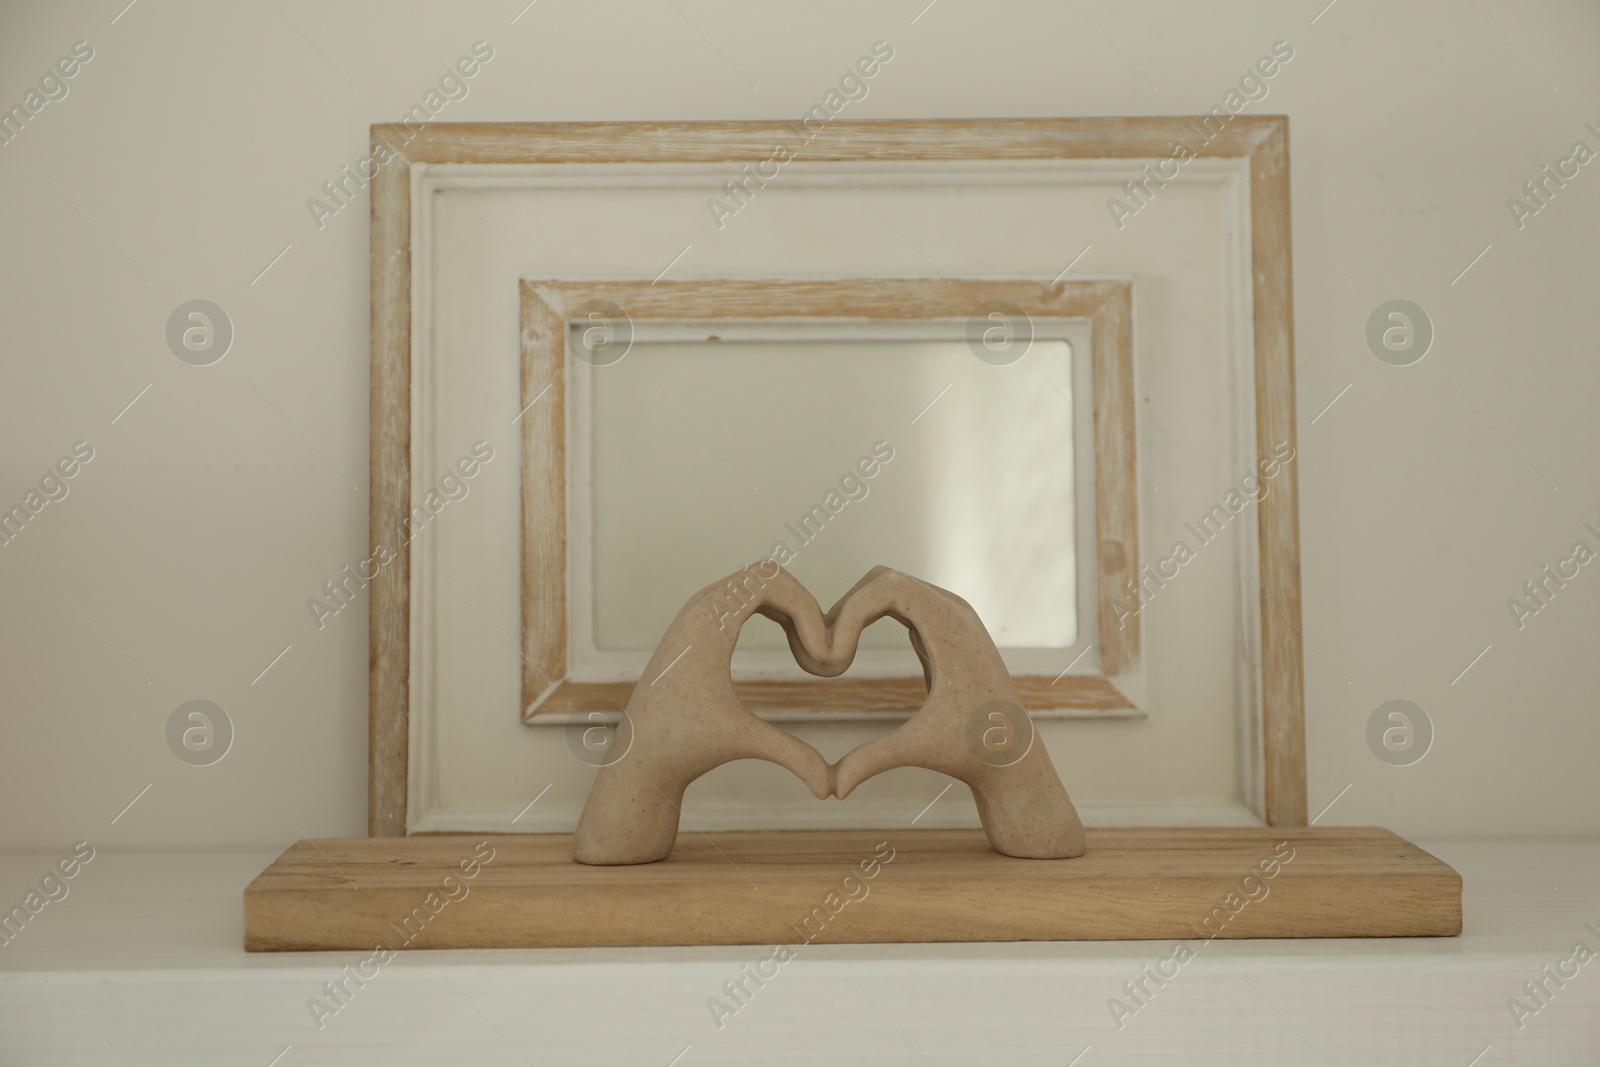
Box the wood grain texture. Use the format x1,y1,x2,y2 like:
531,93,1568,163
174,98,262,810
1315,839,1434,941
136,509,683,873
374,118,1280,166
525,675,1138,720
1090,284,1139,676
526,277,1129,322
368,135,412,837
1248,121,1308,826
519,278,1139,722
244,827,1461,950
520,290,567,714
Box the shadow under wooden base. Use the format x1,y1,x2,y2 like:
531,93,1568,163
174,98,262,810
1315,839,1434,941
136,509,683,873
244,827,1461,951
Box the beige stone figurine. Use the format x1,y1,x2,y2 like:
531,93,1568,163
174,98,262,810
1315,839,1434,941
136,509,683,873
572,564,1087,864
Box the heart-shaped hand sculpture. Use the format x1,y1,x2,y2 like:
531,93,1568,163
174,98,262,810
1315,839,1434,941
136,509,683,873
571,563,1087,864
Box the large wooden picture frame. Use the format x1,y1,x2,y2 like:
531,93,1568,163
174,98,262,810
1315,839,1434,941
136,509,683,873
368,119,1305,836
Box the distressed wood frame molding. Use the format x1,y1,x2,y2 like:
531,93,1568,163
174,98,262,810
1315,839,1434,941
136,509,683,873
369,118,1305,836
520,277,1137,724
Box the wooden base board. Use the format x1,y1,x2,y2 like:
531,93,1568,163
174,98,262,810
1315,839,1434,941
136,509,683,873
244,827,1461,950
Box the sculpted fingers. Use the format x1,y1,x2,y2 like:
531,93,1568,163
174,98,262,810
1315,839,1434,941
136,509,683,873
731,716,834,799
685,563,854,674
831,734,900,800
837,570,963,654
832,713,941,798
749,565,853,677
683,563,802,651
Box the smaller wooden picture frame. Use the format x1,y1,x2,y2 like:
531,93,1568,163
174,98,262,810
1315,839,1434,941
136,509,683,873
519,278,1139,724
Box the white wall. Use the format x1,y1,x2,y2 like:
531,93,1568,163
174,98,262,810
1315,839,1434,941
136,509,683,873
1,0,1596,851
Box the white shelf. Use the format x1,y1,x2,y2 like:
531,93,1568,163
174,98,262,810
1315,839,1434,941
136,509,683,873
2,839,1598,1065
